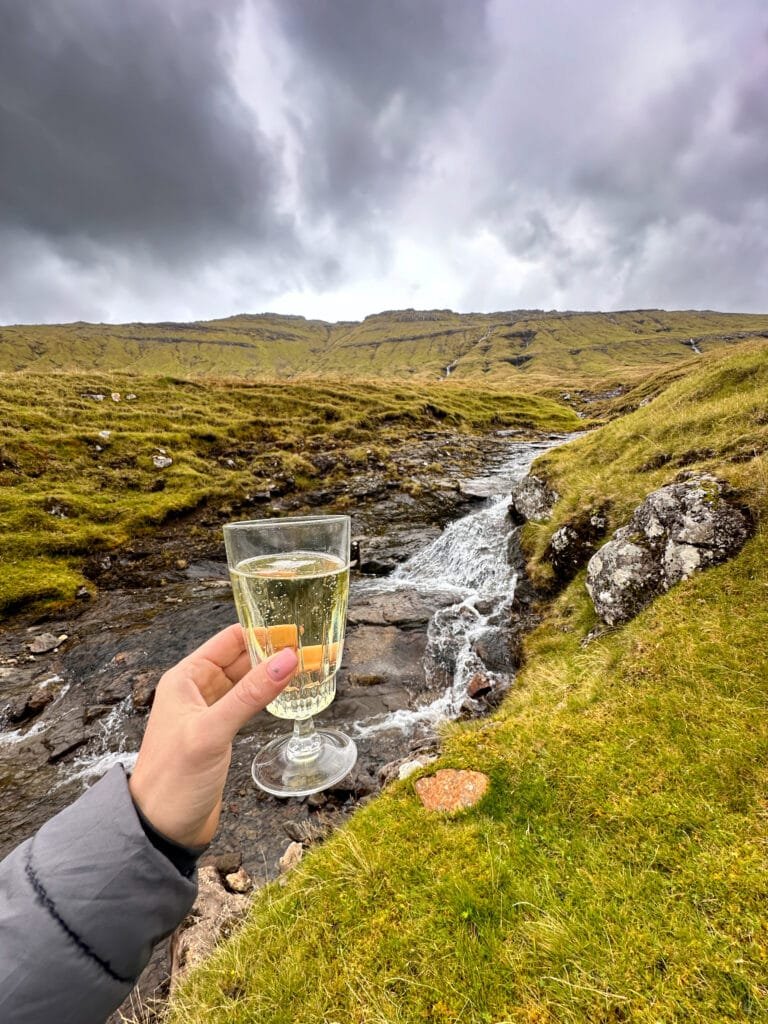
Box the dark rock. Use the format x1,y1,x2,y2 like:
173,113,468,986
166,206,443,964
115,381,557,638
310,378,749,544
82,704,113,724
508,474,558,524
199,850,242,874
586,475,751,625
306,792,327,810
7,688,55,724
95,673,132,706
472,627,522,673
309,453,337,473
342,625,430,688
545,507,609,583
43,716,89,763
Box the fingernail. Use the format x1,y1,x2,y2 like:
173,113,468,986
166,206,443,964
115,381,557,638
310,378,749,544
266,647,298,680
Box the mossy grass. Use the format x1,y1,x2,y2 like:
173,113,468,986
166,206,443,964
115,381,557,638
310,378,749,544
0,372,577,615
167,341,768,1023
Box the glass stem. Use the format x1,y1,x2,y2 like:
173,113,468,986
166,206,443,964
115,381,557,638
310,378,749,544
286,715,323,763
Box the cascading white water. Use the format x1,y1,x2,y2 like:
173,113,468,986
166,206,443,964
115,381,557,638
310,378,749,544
354,436,573,737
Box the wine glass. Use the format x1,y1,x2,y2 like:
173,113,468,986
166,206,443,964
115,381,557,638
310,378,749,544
223,514,357,797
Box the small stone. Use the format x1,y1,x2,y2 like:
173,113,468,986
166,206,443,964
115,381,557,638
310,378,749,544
126,393,137,400
111,392,121,402
306,792,327,810
98,430,111,440
414,769,490,813
224,867,253,894
131,671,159,709
283,821,305,843
76,585,92,600
153,455,173,469
278,841,303,874
28,632,65,655
467,673,493,699
175,558,188,570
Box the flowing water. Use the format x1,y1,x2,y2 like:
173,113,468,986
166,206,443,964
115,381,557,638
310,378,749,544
353,436,571,737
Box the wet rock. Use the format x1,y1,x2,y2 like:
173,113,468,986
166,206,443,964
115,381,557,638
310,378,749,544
415,769,490,812
28,632,66,655
95,673,132,706
472,626,522,673
546,508,609,583
131,670,159,709
169,867,249,994
278,841,304,874
7,687,55,724
508,474,558,524
586,475,751,625
342,625,429,688
466,672,494,699
43,716,89,763
347,588,455,628
356,527,441,575
82,704,114,724
224,867,253,894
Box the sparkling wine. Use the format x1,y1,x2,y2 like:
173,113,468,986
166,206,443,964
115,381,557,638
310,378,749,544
230,550,350,720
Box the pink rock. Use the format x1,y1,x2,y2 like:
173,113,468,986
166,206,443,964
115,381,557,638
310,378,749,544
414,769,490,812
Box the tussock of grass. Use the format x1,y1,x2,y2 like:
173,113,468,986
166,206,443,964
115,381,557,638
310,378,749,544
168,342,768,1023
0,372,576,615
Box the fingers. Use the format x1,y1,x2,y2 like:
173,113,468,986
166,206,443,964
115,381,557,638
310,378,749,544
206,647,298,743
186,623,247,670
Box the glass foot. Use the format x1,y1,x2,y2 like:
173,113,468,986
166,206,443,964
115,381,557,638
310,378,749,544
252,727,358,797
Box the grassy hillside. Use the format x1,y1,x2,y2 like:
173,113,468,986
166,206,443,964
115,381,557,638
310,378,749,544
2,309,767,389
169,342,768,1023
0,373,577,615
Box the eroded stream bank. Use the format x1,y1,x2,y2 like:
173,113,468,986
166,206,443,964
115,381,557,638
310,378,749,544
1,431,571,878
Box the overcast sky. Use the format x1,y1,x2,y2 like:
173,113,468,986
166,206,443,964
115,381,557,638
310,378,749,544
0,0,766,324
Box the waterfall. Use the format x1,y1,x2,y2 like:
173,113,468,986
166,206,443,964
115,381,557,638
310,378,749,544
354,436,572,737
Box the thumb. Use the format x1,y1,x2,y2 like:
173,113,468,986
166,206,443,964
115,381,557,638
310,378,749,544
207,647,298,743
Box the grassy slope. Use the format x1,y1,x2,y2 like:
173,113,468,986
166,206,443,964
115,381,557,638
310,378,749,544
0,374,577,614
169,342,768,1023
2,309,768,388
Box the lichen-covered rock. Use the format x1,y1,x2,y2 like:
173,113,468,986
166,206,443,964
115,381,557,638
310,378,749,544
508,474,558,524
586,475,750,625
546,507,608,583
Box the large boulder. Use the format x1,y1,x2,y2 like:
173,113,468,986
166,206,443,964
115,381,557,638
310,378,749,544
508,474,558,525
586,475,751,625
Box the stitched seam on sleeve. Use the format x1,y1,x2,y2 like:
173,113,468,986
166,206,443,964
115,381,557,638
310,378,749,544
25,847,131,985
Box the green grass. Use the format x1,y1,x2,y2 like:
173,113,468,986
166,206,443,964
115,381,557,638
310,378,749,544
2,308,767,388
0,372,577,615
167,341,768,1023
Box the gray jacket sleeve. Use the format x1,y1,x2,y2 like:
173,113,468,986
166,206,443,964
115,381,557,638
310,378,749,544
0,764,198,1024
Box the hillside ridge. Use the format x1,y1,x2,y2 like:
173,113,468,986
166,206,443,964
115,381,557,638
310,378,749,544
2,308,767,387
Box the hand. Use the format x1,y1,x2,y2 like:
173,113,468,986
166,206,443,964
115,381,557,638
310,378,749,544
128,624,298,848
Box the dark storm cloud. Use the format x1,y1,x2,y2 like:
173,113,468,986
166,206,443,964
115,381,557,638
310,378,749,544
0,0,291,258
272,0,491,222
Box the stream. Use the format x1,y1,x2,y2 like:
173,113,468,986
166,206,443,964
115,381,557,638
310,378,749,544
1,433,570,880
